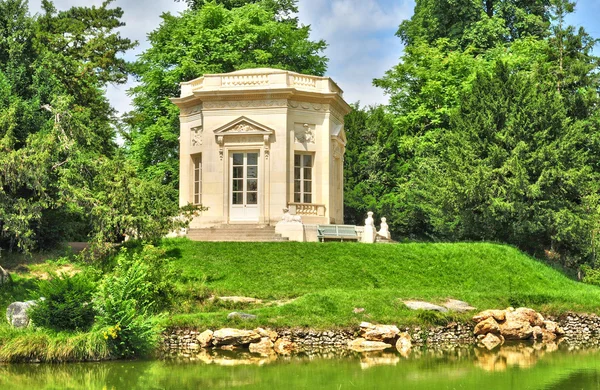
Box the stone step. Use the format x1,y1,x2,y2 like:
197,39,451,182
187,226,288,242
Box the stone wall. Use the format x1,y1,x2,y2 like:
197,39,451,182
162,313,600,356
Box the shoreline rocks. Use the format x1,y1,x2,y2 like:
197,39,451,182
472,307,565,349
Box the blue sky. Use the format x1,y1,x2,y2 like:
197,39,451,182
27,0,600,112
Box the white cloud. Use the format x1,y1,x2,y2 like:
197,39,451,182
298,0,413,106
27,0,413,111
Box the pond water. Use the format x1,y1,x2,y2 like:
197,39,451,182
2,344,600,389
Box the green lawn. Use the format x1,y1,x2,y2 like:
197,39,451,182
160,239,600,329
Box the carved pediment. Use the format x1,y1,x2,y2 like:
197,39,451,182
213,116,275,136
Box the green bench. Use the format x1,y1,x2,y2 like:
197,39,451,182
317,225,359,242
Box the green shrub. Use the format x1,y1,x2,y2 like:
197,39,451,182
94,245,166,357
29,274,96,332
581,265,600,287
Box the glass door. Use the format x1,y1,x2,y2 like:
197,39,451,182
230,152,259,222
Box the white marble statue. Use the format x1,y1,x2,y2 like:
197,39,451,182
281,208,302,223
378,217,391,239
365,211,374,227
362,211,376,243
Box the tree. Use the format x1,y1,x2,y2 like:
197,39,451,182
125,1,327,188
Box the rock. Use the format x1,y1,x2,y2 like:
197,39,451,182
474,317,500,336
395,332,412,356
196,330,213,348
353,307,365,314
227,312,257,321
542,329,557,342
442,299,475,312
273,338,296,355
348,338,392,352
255,327,278,342
249,337,274,355
6,300,38,328
532,326,543,340
544,320,565,336
0,266,10,286
472,309,506,323
359,322,400,342
212,328,261,346
402,300,448,312
509,308,544,327
480,333,503,350
499,320,533,340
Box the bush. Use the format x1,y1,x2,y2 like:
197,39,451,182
29,273,96,332
93,245,167,357
581,265,600,287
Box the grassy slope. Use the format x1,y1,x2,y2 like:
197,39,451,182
161,239,600,329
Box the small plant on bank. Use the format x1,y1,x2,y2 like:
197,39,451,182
29,273,97,332
93,244,168,357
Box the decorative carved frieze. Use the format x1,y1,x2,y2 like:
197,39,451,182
294,123,316,144
181,105,202,116
288,101,328,112
191,125,203,146
203,99,287,110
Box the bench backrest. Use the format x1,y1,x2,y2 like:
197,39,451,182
317,225,357,236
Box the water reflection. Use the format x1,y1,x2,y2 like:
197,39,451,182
2,344,600,390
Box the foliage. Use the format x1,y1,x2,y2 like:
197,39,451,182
347,0,600,266
0,326,110,363
159,239,600,329
93,245,171,357
29,273,97,332
0,0,135,253
125,1,327,188
581,265,600,287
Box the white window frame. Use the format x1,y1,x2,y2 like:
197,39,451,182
193,154,202,205
294,153,313,203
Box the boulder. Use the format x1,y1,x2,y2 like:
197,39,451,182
480,333,504,350
474,317,500,336
403,300,448,312
273,338,296,355
359,322,399,342
395,332,412,356
227,312,257,321
249,337,274,355
508,307,544,327
6,300,38,328
255,327,278,342
531,326,543,340
212,328,261,346
472,309,506,323
348,338,392,352
442,299,475,312
499,320,533,340
541,329,557,342
543,320,565,336
196,330,214,348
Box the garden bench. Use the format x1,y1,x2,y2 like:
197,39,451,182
317,225,359,242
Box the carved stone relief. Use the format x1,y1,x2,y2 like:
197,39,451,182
191,125,203,146
288,101,327,112
230,123,260,133
181,105,202,115
294,123,315,144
